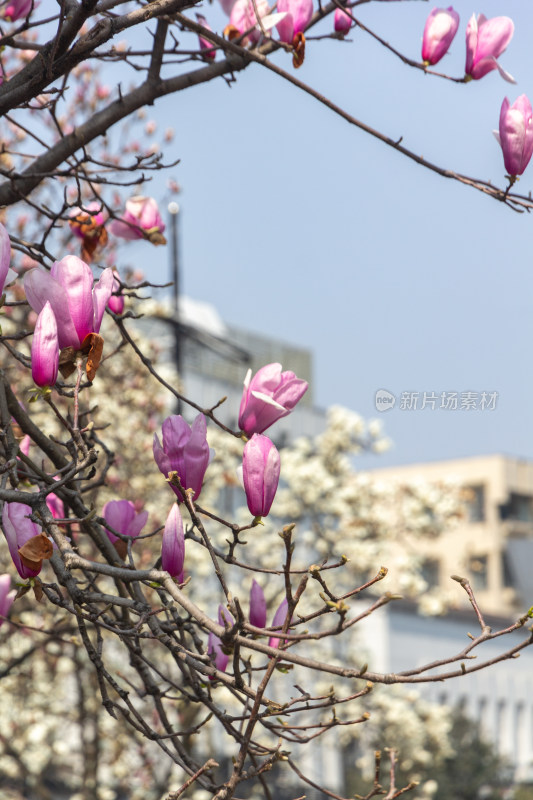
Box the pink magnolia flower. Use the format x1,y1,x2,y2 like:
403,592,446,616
107,272,124,315
3,0,33,21
161,504,185,580
268,597,290,650
207,606,234,675
103,500,148,553
421,7,459,66
242,434,280,518
334,6,352,35
69,202,106,239
46,491,64,521
207,632,228,674
153,414,211,502
24,256,114,350
229,0,269,43
0,223,11,296
219,605,234,629
276,0,313,44
0,573,16,628
465,14,515,83
238,362,308,436
31,301,59,388
2,502,47,579
496,95,533,178
96,84,111,100
219,0,236,15
196,14,216,61
110,196,166,244
249,579,267,628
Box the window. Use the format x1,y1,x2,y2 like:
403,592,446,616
499,493,533,522
515,703,526,765
501,550,515,588
421,558,440,588
468,555,488,591
465,485,485,522
496,700,509,756
478,697,488,731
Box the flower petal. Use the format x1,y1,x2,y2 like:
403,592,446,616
31,301,59,387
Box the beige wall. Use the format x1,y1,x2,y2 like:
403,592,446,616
369,455,533,617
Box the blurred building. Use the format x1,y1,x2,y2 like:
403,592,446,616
367,454,533,782
136,298,326,440
370,455,533,618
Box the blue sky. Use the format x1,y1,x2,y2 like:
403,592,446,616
116,1,533,467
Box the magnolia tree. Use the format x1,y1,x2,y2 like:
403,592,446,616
1,2,533,800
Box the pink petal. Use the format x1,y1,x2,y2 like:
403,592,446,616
51,256,95,345
92,267,114,333
25,268,80,349
31,301,58,387
161,504,185,578
0,223,11,294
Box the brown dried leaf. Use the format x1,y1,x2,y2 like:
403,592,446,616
81,333,104,382
33,578,44,603
113,539,128,560
147,231,167,246
18,534,53,571
81,227,108,263
58,347,77,378
73,216,109,264
15,583,31,600
292,32,305,69
223,24,241,41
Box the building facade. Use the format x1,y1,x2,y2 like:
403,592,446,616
367,455,533,781
370,455,533,619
